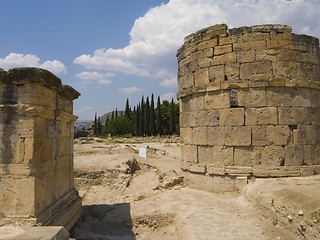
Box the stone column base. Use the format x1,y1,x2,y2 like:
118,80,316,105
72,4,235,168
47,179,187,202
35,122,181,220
37,188,82,231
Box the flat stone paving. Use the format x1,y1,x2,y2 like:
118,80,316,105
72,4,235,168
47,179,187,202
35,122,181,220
0,226,69,240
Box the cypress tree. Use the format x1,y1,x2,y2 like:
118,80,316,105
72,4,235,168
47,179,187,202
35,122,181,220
150,94,156,136
145,96,150,136
104,116,109,133
169,98,176,135
140,96,145,136
115,108,118,118
111,110,115,120
156,96,161,135
94,113,98,136
135,104,140,136
125,98,131,119
97,117,102,135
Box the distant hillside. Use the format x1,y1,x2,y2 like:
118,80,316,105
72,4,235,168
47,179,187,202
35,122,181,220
100,110,124,124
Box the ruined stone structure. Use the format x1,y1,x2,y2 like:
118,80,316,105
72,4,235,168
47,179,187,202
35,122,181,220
0,68,82,230
177,24,320,192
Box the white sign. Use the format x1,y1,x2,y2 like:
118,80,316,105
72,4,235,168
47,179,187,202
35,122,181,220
139,146,147,159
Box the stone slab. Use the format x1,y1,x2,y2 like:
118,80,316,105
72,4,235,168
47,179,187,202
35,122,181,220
0,226,69,240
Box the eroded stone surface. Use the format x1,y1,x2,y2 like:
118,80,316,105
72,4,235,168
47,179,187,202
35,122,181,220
177,24,320,187
0,68,82,230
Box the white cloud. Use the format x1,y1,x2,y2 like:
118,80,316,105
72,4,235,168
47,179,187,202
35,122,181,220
98,79,112,84
119,87,144,94
159,76,177,88
0,53,67,75
76,71,115,80
74,0,320,88
161,92,177,102
75,71,114,85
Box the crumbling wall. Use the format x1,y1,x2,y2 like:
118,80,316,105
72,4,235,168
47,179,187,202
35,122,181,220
177,24,320,192
0,67,82,230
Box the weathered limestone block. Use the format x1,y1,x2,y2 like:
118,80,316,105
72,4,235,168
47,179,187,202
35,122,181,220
197,38,219,50
219,108,244,126
245,107,278,125
252,125,267,146
205,91,230,109
198,57,211,69
233,40,267,51
237,88,267,107
192,127,207,145
212,52,236,65
240,61,273,80
225,62,240,81
304,145,320,165
234,146,260,166
236,50,255,63
285,146,304,166
225,126,251,146
260,146,285,167
267,87,312,107
209,65,225,82
198,146,214,164
266,125,291,146
181,93,205,112
207,126,225,145
214,44,232,55
195,68,209,86
0,67,81,230
212,146,233,167
293,125,317,145
278,107,312,125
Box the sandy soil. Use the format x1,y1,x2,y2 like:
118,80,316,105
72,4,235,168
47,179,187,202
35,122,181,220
70,137,320,240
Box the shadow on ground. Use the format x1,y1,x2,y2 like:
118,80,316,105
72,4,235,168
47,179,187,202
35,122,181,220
70,203,136,240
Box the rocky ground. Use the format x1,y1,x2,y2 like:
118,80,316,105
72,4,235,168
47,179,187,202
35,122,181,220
70,137,320,240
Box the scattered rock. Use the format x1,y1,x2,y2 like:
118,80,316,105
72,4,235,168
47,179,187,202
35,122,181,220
298,210,304,216
124,158,141,174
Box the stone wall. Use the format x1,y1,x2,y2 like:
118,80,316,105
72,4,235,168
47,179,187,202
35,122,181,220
0,68,82,230
177,24,320,191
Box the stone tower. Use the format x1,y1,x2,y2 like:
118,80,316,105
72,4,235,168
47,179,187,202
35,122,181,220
177,24,320,192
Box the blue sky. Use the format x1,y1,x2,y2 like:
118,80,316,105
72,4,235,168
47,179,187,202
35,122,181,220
1,0,319,121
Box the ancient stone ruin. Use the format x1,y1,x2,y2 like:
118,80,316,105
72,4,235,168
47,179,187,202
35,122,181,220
177,24,320,192
0,68,82,230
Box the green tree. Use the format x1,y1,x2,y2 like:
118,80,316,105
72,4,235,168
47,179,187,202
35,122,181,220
169,98,176,135
97,116,102,135
140,96,145,136
125,98,131,119
161,100,170,135
156,96,162,135
145,96,150,136
93,113,98,136
105,115,133,136
135,104,140,136
150,94,156,136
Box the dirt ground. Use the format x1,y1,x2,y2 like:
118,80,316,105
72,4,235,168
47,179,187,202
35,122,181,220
70,137,320,240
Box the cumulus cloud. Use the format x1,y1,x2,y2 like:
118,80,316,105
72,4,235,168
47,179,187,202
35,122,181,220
119,87,144,94
76,71,114,80
74,0,320,88
159,76,177,88
161,92,177,102
0,53,67,75
75,71,113,84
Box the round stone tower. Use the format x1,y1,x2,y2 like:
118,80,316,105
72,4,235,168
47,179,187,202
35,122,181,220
177,24,320,192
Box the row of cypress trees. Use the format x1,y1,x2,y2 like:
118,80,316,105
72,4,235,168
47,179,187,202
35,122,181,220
94,94,179,137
